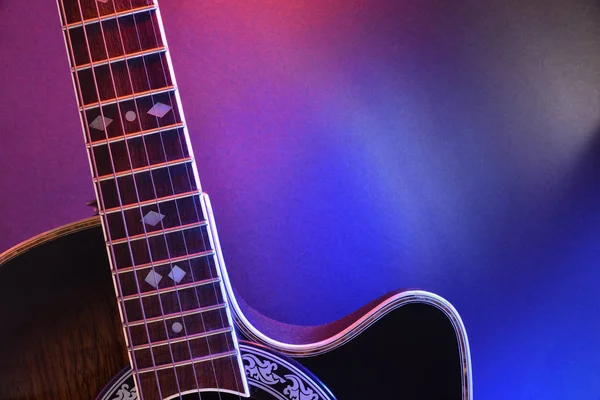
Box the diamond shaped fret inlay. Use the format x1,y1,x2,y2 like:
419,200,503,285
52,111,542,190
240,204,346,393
141,211,165,227
144,270,162,288
147,102,172,118
89,115,113,131
168,265,186,284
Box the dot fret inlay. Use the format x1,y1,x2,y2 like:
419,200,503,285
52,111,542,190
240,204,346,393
125,111,137,121
172,322,183,333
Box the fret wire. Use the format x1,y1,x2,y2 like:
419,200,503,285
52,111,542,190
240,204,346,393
73,46,167,72
95,157,193,182
136,350,238,374
112,249,214,274
108,220,207,245
101,190,200,215
65,4,157,29
131,327,233,351
121,282,223,320
80,85,175,111
132,332,236,370
125,303,228,327
87,122,185,148
120,277,221,301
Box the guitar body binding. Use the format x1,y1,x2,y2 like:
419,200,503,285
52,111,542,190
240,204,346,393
0,217,472,399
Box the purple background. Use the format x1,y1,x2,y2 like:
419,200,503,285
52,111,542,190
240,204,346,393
1,1,600,399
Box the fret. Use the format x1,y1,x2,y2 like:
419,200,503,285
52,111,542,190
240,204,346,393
110,223,212,269
132,327,232,351
74,46,167,72
123,282,224,322
81,85,175,111
84,91,181,142
88,122,184,147
138,355,245,400
137,350,238,374
104,194,204,241
75,51,172,106
126,304,227,329
109,220,205,246
121,277,220,301
126,299,227,329
117,251,217,297
67,11,162,68
102,190,200,215
98,162,197,210
96,156,192,183
59,0,151,25
65,4,157,29
127,303,227,332
129,307,230,348
91,127,189,178
133,332,236,370
115,250,214,274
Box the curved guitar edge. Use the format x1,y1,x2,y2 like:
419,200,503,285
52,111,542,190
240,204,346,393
0,211,472,399
202,193,473,399
97,341,336,400
0,216,101,265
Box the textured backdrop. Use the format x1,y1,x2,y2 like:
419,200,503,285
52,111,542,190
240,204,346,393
1,1,600,399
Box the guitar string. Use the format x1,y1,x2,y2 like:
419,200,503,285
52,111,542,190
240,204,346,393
143,3,244,395
108,0,209,396
142,0,242,397
58,0,164,397
74,0,185,397
86,1,207,398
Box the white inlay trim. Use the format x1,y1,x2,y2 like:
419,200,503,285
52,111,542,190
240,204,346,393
168,265,186,284
172,322,183,333
89,115,113,131
125,111,137,122
147,102,172,118
141,211,165,227
144,270,162,288
97,0,109,3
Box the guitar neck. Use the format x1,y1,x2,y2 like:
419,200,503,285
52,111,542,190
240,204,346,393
56,0,248,398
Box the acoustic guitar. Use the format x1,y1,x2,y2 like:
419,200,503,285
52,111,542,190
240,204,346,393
0,1,472,399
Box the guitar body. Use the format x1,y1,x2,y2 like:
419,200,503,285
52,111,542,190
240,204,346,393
0,219,471,399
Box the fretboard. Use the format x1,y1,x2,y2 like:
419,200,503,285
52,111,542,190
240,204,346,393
56,1,248,398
